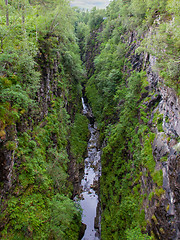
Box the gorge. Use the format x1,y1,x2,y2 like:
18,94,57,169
0,0,180,239
79,97,101,239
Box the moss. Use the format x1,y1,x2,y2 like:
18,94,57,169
142,134,156,173
142,77,149,88
155,188,165,198
0,129,6,138
5,141,17,151
143,193,147,199
166,204,170,211
153,111,164,132
152,170,163,187
160,155,168,162
151,214,158,224
165,116,169,123
148,191,155,201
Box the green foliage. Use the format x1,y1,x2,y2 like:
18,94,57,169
86,77,104,124
88,7,105,30
126,226,152,240
82,11,165,237
1,85,34,110
155,188,165,197
49,194,81,240
98,69,156,238
5,141,16,151
136,0,180,90
2,194,49,239
74,1,179,239
1,100,83,239
1,0,178,238
75,21,90,59
148,191,155,201
152,170,163,187
70,113,89,163
0,1,85,239
86,37,125,128
153,111,164,132
141,133,156,173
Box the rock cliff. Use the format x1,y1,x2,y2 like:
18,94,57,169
84,14,180,238
128,31,180,239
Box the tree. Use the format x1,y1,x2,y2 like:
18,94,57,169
5,0,9,26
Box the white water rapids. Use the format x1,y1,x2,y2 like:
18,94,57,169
80,98,101,240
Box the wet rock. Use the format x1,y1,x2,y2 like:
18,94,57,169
78,223,86,240
94,202,101,230
92,180,99,191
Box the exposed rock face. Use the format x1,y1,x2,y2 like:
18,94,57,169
127,30,180,239
0,42,81,204
148,143,180,240
68,154,84,197
84,23,180,239
146,60,180,240
159,86,180,137
0,125,18,233
37,45,61,120
0,125,17,195
0,47,59,200
85,26,103,78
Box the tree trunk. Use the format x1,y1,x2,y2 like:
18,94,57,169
22,4,25,24
21,1,26,34
5,0,9,26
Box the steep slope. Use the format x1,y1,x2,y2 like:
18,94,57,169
0,1,88,239
0,1,179,239
77,1,180,239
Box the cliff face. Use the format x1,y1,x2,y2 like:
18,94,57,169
0,27,87,238
0,43,78,192
145,63,180,240
150,79,180,240
87,30,103,77
128,31,180,239
1,2,179,239
0,125,17,195
83,8,180,239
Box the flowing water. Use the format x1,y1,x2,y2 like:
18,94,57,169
80,98,101,240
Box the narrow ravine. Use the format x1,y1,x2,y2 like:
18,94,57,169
80,97,101,240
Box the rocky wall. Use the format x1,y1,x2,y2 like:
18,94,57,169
128,30,180,239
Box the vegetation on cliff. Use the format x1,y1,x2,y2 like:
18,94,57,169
76,0,179,239
0,1,88,239
0,0,179,239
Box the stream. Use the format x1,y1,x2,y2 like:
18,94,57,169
80,98,101,240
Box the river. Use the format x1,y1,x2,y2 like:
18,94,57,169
80,98,101,240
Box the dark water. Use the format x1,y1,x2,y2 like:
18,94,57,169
80,98,101,240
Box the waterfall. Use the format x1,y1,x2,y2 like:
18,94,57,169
80,97,101,240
